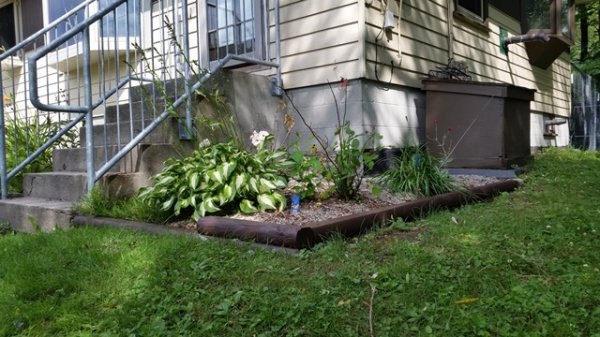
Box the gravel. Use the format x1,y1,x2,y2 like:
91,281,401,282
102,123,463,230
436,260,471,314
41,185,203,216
226,175,505,227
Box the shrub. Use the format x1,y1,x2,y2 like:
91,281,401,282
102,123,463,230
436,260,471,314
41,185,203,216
375,146,456,196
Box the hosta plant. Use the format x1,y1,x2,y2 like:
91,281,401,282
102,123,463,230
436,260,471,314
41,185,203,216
139,136,292,220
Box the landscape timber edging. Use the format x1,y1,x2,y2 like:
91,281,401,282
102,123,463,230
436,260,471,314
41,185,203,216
196,179,522,249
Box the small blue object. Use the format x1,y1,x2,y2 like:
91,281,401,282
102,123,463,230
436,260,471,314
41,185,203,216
412,154,422,168
291,194,300,214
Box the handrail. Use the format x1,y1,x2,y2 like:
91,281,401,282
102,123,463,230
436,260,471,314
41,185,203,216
0,0,95,62
28,0,129,114
2,0,282,199
95,54,279,179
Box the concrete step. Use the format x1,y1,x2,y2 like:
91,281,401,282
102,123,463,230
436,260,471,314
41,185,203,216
23,169,164,203
23,172,88,202
53,143,187,175
104,101,174,124
0,197,73,232
129,80,187,102
80,118,181,147
53,145,143,173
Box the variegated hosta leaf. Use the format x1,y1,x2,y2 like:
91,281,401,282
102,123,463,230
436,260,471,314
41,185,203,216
202,198,221,214
235,173,248,191
219,161,237,181
208,169,224,185
257,194,277,211
189,172,200,189
259,178,277,193
271,192,286,211
239,199,258,214
249,177,259,194
273,177,287,189
157,175,175,186
161,196,176,211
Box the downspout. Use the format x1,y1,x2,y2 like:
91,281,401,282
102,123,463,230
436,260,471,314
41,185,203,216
447,0,454,59
396,0,403,62
503,33,550,48
274,0,283,96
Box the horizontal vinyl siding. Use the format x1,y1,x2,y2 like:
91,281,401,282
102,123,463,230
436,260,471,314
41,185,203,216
364,0,571,117
365,0,448,88
271,0,361,89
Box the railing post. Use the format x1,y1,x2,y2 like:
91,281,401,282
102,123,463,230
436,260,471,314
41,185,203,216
0,69,7,199
83,27,95,193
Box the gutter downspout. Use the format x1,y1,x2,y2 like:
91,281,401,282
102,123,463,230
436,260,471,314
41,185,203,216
503,33,551,49
274,0,283,96
447,0,454,59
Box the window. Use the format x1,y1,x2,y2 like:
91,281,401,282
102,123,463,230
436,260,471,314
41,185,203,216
47,0,86,46
46,0,142,46
0,0,44,52
99,0,141,37
206,0,265,62
0,3,16,51
521,0,575,68
455,0,488,22
523,0,574,41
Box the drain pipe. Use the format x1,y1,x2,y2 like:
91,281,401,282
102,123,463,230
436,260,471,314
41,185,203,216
447,0,454,59
503,33,550,49
273,0,283,96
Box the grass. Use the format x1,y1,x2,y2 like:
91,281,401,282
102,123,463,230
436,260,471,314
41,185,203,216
1,148,600,336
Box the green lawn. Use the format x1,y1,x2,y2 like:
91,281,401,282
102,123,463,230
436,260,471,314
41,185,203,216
1,148,600,336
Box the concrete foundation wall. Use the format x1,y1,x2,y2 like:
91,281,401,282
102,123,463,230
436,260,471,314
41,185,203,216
531,113,570,148
282,80,425,149
206,73,565,154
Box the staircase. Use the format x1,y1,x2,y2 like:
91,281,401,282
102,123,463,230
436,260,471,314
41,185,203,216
0,85,186,232
0,0,282,232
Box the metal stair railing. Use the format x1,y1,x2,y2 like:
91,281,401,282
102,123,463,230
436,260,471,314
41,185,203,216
0,0,97,199
1,0,282,199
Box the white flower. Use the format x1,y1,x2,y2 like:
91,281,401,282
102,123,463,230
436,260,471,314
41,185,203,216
250,130,269,146
199,138,211,147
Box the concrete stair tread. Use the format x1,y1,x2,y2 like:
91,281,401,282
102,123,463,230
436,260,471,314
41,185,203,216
0,196,74,210
0,197,73,232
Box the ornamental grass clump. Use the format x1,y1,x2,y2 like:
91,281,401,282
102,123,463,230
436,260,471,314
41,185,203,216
376,146,456,196
139,134,292,220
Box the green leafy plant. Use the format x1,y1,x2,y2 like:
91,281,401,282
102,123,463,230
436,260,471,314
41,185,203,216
74,188,171,224
328,121,379,200
284,79,380,201
3,114,78,193
375,146,456,196
287,145,328,200
139,135,291,220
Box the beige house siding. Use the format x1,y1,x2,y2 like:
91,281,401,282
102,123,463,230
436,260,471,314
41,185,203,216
363,0,571,120
271,0,363,89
